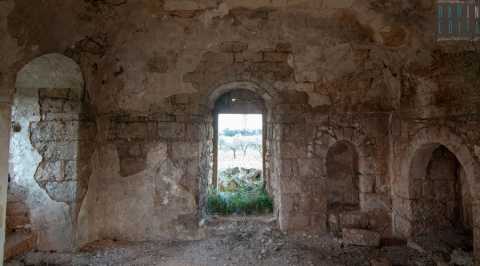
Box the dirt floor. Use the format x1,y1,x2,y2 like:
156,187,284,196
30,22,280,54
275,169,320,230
5,216,474,266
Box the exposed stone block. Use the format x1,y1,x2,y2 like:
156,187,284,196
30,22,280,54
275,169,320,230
164,0,217,11
219,41,248,53
280,159,299,178
239,51,264,63
119,157,147,177
360,193,390,212
158,122,186,140
298,158,323,178
5,232,36,261
41,141,80,160
342,228,380,247
279,175,303,193
171,142,199,159
370,257,392,266
114,122,148,140
185,123,202,141
281,142,307,158
34,160,64,182
310,212,328,232
275,43,293,53
263,52,289,62
62,100,82,114
40,98,64,114
284,213,311,230
39,88,71,99
339,211,370,229
6,214,30,231
359,174,375,193
45,181,78,203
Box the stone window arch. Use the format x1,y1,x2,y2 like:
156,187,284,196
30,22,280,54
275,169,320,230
199,81,279,218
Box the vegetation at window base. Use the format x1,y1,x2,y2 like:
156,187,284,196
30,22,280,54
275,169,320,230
207,182,273,216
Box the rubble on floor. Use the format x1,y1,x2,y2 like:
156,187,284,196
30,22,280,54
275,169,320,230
5,216,474,266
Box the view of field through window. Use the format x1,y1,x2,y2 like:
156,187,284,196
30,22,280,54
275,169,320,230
207,114,273,215
218,114,263,175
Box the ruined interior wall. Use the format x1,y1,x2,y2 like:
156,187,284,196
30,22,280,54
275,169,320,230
1,0,413,244
326,142,359,209
0,0,479,257
390,115,480,258
388,33,480,259
278,110,391,235
87,101,208,242
8,87,95,251
80,1,372,240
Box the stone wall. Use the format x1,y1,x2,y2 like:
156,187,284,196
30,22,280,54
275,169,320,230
411,146,471,234
326,142,359,209
6,185,30,233
83,103,208,242
277,111,391,235
8,87,95,251
1,0,480,263
390,115,480,258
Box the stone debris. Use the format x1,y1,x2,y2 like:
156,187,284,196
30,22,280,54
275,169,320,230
407,240,426,253
342,228,381,247
370,257,392,266
450,248,474,266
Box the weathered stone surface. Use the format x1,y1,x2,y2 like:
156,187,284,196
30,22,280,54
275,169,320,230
450,248,474,266
1,0,480,262
342,228,381,247
370,257,392,266
8,86,95,252
4,232,36,261
339,211,370,229
164,0,217,11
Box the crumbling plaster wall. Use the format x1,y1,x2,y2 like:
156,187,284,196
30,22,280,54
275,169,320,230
387,32,480,258
0,0,480,260
8,88,72,251
58,0,402,243
277,111,391,235
8,87,95,251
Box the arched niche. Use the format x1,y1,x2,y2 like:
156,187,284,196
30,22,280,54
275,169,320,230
407,144,472,236
7,53,89,252
16,53,84,96
326,140,360,212
392,127,479,240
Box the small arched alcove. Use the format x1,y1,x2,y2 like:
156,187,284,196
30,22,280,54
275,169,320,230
391,127,480,260
409,144,472,238
7,53,92,253
326,141,360,213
